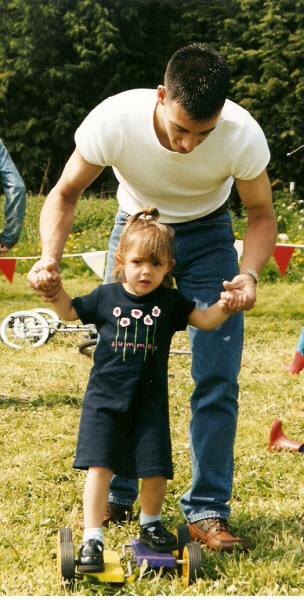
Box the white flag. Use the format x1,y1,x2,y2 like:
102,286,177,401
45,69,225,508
81,251,107,279
234,240,243,261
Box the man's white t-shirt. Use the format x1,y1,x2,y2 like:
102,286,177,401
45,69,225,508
75,89,270,223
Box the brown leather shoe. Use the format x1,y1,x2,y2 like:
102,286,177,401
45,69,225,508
188,518,249,553
103,502,133,528
76,502,133,530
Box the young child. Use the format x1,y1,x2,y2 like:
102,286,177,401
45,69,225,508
48,206,246,572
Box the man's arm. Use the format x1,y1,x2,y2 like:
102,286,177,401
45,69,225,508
224,169,277,311
27,148,103,300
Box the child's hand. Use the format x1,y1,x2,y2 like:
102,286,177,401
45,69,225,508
34,268,62,299
35,268,59,285
220,288,248,314
28,257,62,301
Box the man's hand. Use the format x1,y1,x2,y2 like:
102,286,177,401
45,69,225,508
27,256,62,301
221,273,257,313
0,242,10,256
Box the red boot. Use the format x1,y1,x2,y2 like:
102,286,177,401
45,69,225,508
268,419,303,452
282,351,304,375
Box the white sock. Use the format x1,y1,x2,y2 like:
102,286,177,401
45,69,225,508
140,511,161,526
82,527,103,544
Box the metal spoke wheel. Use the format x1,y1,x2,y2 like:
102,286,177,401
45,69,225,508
181,542,202,586
57,529,75,586
35,308,61,334
0,311,50,348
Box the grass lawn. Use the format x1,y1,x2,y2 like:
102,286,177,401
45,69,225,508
1,274,304,596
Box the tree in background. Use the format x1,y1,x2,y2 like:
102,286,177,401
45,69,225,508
0,0,303,196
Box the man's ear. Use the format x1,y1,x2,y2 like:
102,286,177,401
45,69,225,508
157,85,166,105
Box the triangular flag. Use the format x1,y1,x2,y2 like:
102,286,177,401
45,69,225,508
273,245,295,276
0,258,17,282
81,251,107,279
234,240,243,261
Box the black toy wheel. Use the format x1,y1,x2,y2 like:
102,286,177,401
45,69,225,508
58,527,73,543
175,524,191,559
182,542,202,586
79,339,97,357
57,530,75,585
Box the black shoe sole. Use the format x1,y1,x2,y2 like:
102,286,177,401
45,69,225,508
139,536,178,553
77,563,105,573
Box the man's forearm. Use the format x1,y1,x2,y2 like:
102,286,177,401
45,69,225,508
40,188,78,267
240,214,277,275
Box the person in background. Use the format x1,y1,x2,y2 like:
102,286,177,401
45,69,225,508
0,139,26,256
282,328,304,375
27,43,277,552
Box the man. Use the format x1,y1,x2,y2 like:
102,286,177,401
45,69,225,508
28,44,277,552
0,139,26,255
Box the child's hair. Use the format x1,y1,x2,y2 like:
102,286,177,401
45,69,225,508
113,206,175,288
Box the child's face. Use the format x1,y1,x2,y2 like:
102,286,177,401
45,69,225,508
121,242,174,296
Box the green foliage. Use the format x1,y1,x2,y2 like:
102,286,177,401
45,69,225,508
0,0,118,191
0,193,118,278
2,188,304,285
232,188,304,283
1,188,304,594
1,0,304,194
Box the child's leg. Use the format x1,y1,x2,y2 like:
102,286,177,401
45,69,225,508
139,476,177,553
78,466,113,573
140,476,167,518
83,466,114,529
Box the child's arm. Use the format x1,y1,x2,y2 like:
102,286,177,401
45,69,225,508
188,287,247,330
50,287,79,321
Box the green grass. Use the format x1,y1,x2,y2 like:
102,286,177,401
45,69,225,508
1,194,304,595
1,276,304,596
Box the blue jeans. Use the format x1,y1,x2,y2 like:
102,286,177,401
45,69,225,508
296,328,304,355
104,207,243,522
0,140,26,249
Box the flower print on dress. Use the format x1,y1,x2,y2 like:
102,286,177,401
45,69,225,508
143,314,153,361
151,306,161,354
120,317,130,361
152,306,161,317
131,309,143,354
113,307,122,352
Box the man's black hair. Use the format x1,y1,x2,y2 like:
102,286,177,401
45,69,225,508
164,43,230,122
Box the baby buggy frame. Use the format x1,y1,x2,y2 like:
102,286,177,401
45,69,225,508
0,308,97,350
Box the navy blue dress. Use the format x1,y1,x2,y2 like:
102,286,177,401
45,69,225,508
72,283,195,479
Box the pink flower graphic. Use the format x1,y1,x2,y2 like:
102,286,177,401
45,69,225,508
113,306,122,352
131,309,143,353
120,317,130,327
144,314,153,360
151,307,160,352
